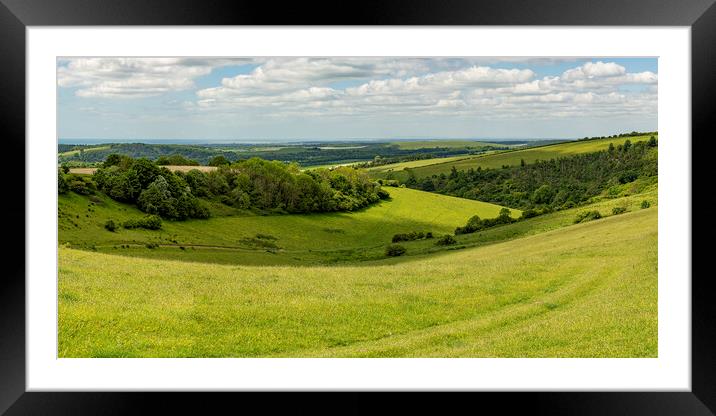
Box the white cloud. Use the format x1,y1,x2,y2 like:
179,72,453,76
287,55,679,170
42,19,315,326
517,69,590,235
57,58,255,98
562,61,626,81
59,58,657,122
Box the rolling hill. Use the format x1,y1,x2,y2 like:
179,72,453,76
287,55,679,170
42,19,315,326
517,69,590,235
371,135,656,181
59,186,520,266
59,206,657,358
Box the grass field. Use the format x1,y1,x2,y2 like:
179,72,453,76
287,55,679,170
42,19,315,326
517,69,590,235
59,187,520,265
373,135,656,180
59,206,657,358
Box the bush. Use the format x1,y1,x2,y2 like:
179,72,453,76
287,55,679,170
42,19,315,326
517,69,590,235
641,200,651,209
123,215,162,230
104,219,117,232
574,210,602,224
58,170,69,194
391,231,429,243
435,235,457,246
520,209,538,219
612,206,627,215
385,244,407,257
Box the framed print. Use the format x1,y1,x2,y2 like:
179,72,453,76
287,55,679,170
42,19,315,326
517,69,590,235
1,0,714,414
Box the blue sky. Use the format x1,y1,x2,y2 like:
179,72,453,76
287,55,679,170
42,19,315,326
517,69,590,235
57,57,657,142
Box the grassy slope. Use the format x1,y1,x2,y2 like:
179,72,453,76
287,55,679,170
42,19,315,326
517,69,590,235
374,180,657,261
59,187,520,266
59,206,657,358
373,135,655,180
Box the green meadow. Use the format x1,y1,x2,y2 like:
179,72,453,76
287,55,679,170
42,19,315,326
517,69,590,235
373,135,655,180
59,186,520,266
59,206,657,358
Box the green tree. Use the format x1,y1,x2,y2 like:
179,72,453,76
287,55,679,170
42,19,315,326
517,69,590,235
137,176,177,218
58,170,69,194
208,155,231,167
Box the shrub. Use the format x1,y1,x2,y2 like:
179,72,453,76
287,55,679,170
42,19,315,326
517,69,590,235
104,219,117,232
385,244,407,257
520,209,538,219
58,170,69,194
435,235,457,246
641,200,651,209
574,210,602,224
392,231,430,243
69,179,93,195
612,206,627,215
425,232,434,239
123,215,162,230
377,188,391,200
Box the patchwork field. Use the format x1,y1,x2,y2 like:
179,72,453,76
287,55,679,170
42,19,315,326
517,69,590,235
373,135,655,180
58,207,657,358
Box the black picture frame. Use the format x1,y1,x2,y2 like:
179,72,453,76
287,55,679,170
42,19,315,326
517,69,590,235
1,0,712,414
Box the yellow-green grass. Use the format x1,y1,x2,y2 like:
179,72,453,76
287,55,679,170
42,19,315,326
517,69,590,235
391,140,505,150
59,187,520,266
376,180,657,261
58,206,657,358
374,135,656,181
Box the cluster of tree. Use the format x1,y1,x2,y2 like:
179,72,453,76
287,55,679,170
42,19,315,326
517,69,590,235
187,158,388,213
391,231,433,243
577,131,658,141
405,139,657,212
91,155,210,220
84,155,388,220
58,170,96,195
454,208,515,235
155,154,199,166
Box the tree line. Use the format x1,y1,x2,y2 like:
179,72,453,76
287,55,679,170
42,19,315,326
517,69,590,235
59,154,389,220
405,137,658,212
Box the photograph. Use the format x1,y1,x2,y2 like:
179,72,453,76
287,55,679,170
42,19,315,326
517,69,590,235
56,56,659,359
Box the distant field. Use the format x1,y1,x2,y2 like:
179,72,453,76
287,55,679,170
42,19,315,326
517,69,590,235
366,155,472,172
391,140,505,150
59,206,657,358
58,186,519,266
374,135,656,180
58,145,112,157
69,165,217,175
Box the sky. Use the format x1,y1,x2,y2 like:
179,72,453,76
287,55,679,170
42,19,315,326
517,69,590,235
57,57,657,142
